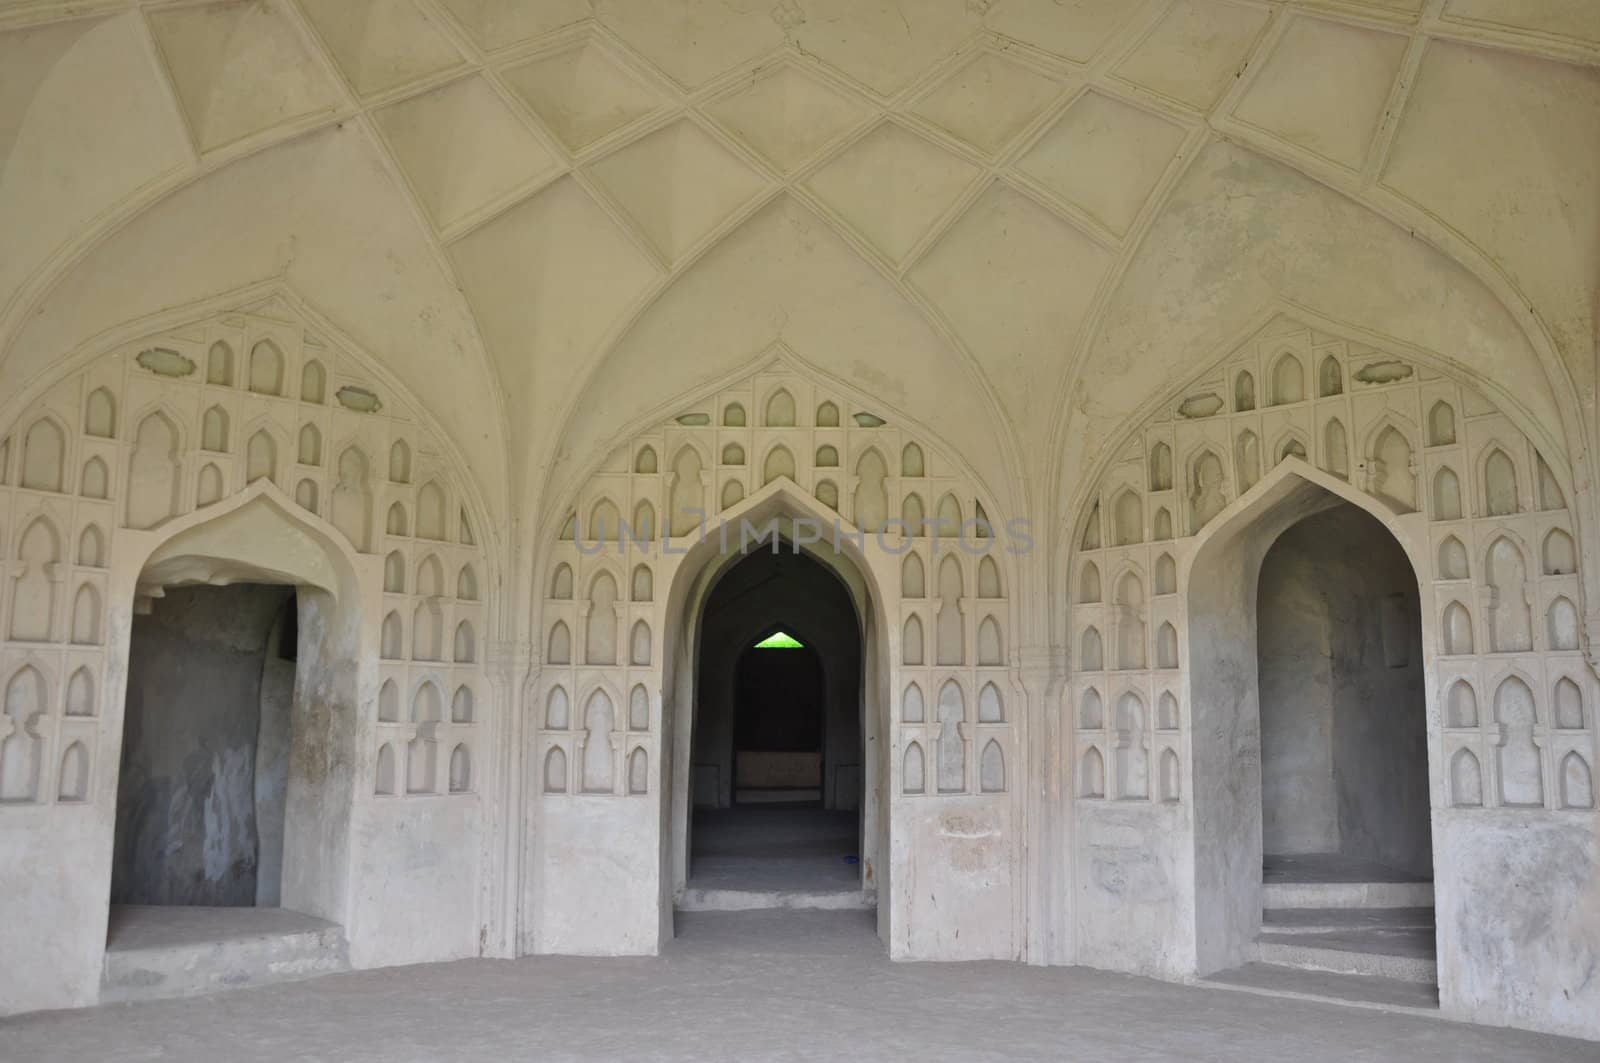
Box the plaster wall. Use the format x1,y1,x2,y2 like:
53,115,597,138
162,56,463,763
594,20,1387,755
1073,802,1192,977
1434,811,1600,1040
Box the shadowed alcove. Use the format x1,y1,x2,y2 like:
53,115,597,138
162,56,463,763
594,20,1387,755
688,547,864,900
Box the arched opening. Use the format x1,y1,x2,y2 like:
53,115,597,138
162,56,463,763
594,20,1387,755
103,494,359,1000
685,547,867,908
652,488,891,943
1189,472,1436,993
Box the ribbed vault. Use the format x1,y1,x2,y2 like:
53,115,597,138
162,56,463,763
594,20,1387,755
1,0,1596,536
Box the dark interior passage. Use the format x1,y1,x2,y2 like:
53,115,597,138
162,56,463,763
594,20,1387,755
112,583,298,908
1256,501,1431,876
689,547,865,898
734,640,824,798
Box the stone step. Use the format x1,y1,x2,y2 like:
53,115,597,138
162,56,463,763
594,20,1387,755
1262,879,1434,910
677,887,876,913
101,907,349,1005
1253,926,1437,984
1204,962,1440,1014
1262,907,1436,934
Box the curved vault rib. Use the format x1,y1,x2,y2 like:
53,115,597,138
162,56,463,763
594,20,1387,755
1048,136,1578,538
0,121,512,525
533,191,1026,536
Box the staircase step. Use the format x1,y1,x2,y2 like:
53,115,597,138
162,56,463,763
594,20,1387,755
1262,907,1435,934
101,906,349,1004
1205,962,1440,1014
1254,926,1437,983
1262,879,1433,910
677,887,875,912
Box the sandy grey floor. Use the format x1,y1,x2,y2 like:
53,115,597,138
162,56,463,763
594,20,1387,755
5,910,1592,1063
688,804,862,892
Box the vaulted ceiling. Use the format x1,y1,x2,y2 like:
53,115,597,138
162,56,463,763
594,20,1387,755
2,0,1596,527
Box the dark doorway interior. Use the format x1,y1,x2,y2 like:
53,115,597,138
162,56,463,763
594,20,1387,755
112,583,297,909
1255,500,1431,876
688,547,865,900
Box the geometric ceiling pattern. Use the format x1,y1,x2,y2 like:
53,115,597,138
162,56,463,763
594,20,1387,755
2,0,1598,508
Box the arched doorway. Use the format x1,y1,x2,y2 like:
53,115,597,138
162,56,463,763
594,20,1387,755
1253,499,1436,987
101,493,362,1002
683,547,867,907
655,495,893,937
1189,473,1438,996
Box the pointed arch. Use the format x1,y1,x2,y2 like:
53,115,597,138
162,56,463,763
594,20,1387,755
979,740,1005,793
903,614,924,666
1111,488,1142,546
245,427,278,486
550,563,574,599
84,387,116,438
547,620,572,665
1079,746,1105,798
763,387,795,427
297,423,321,466
545,686,571,729
128,410,182,528
852,449,888,532
901,682,925,723
20,416,65,492
248,339,284,395
416,481,447,540
903,741,925,794
388,439,411,483
544,746,568,793
1269,351,1303,405
300,359,326,404
629,685,650,730
762,445,796,485
202,405,229,451
901,443,925,477
1078,561,1101,603
1149,442,1173,491
207,340,234,385
1079,686,1104,729
1318,355,1342,397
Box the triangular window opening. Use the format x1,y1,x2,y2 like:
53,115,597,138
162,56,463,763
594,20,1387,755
754,631,804,650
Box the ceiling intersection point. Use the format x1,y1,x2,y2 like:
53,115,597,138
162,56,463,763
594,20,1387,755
497,27,675,155
294,0,466,100
145,0,345,155
802,116,986,268
584,115,773,266
372,71,561,233
903,44,1070,159
698,55,875,177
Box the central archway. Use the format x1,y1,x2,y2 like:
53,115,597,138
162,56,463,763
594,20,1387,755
660,488,890,934
681,538,868,908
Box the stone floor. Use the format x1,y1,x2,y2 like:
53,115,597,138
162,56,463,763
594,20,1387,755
106,905,339,951
687,804,862,893
7,909,1594,1062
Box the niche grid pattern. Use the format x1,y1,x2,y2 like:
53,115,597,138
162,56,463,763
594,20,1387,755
1070,317,1596,812
538,367,1014,800
0,302,488,807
